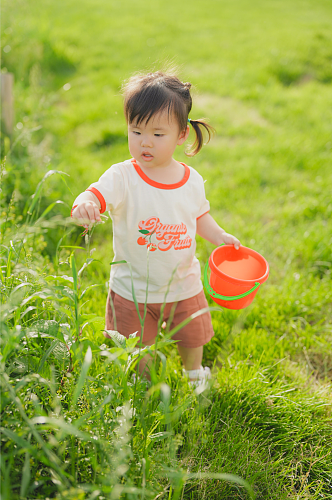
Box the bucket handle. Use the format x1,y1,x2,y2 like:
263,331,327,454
203,261,260,301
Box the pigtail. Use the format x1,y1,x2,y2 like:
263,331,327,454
186,119,215,157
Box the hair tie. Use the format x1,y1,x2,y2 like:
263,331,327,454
188,118,191,123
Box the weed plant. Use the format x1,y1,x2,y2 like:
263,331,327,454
0,169,255,499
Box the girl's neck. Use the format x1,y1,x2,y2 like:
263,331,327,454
137,158,185,185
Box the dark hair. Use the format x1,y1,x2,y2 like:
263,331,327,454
122,71,214,156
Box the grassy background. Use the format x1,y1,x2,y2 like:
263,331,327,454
1,0,332,498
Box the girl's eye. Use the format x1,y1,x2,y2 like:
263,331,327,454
133,131,141,135
154,134,164,137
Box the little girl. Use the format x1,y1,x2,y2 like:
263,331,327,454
72,71,240,383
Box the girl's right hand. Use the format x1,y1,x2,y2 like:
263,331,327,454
71,201,101,225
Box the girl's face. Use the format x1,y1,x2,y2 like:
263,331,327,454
128,110,189,169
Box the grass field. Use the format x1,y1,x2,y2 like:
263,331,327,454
1,0,332,498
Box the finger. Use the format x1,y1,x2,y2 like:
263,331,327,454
86,204,98,222
76,207,92,225
85,203,101,222
72,210,85,223
234,239,241,250
94,206,101,221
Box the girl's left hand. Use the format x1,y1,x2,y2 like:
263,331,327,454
220,232,241,250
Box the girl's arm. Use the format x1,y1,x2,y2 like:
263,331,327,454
72,191,101,223
196,212,240,249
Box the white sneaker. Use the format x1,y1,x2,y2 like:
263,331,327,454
183,366,211,387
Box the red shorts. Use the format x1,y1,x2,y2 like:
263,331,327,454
105,289,214,348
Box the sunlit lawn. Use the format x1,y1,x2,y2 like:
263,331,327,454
1,0,332,498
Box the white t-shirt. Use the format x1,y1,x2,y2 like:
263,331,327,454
87,158,210,303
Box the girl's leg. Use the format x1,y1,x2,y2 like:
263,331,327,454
168,291,213,378
177,344,203,371
177,345,211,384
105,290,158,379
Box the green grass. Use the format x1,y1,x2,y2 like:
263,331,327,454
1,0,332,498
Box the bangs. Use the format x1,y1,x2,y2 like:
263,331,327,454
124,83,187,130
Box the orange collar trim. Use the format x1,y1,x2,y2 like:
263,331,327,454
131,158,190,190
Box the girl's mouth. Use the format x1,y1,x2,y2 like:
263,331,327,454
142,153,153,161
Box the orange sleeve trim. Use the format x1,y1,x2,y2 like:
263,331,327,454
131,158,190,190
196,210,210,220
86,187,106,213
71,205,78,217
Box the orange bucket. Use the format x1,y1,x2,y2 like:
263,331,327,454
204,245,269,310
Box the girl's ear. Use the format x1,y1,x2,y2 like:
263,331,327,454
177,125,190,145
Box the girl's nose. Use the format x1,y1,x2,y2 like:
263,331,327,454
141,135,152,147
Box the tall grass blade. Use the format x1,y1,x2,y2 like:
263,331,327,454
60,245,85,250
70,252,80,339
26,170,69,216
1,375,68,482
31,416,99,442
0,428,36,457
6,247,12,278
78,258,96,277
37,339,59,373
72,346,92,406
110,260,141,322
70,252,78,294
20,450,31,498
186,472,255,498
165,306,223,338
54,228,75,272
35,200,66,222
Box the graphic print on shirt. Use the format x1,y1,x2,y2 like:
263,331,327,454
137,216,192,252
